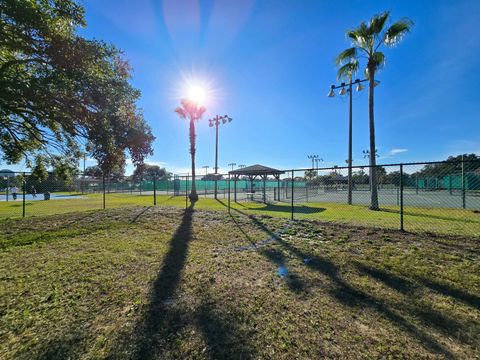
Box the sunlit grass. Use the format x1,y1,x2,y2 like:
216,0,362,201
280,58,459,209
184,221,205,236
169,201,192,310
0,207,478,358
0,193,479,238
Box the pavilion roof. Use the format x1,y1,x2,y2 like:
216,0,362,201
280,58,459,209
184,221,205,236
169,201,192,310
229,164,285,176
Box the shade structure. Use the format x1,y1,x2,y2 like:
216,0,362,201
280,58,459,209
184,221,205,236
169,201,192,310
229,164,285,203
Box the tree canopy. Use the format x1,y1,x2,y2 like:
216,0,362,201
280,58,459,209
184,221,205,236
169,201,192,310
132,164,169,181
0,0,154,174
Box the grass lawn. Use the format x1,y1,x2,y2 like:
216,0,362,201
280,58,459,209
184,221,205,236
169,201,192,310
1,193,479,238
0,205,479,359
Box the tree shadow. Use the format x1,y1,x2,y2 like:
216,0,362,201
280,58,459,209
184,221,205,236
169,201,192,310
130,206,153,223
228,208,456,358
195,290,256,359
381,208,480,225
129,202,195,359
246,203,325,215
415,276,480,309
356,262,415,294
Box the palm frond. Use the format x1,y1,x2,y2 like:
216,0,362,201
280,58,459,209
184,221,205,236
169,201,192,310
371,51,385,69
348,21,374,53
369,12,390,35
384,18,413,46
335,47,357,66
337,60,359,81
195,106,206,121
175,107,186,119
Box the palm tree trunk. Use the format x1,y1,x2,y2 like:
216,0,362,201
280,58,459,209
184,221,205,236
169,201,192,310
189,118,198,202
368,66,379,210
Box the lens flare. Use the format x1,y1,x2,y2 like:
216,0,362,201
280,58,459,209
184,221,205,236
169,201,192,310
187,85,207,105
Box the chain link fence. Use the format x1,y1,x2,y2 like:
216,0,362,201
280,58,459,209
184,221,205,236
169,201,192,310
1,160,479,237
221,160,480,237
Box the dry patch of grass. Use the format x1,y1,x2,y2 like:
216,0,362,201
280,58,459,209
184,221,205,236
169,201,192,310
0,206,479,359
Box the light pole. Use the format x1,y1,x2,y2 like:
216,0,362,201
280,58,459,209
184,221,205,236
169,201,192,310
202,165,209,176
202,165,209,197
238,164,246,169
209,114,233,199
307,154,319,169
314,157,323,170
228,163,236,172
328,78,378,205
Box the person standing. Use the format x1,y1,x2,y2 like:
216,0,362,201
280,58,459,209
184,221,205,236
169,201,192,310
11,186,18,200
31,186,37,198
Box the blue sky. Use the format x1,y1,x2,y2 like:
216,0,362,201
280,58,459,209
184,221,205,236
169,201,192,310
23,0,480,174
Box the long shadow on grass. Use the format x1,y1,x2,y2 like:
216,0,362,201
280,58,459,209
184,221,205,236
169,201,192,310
381,208,480,224
130,206,152,223
356,262,480,309
355,262,477,346
226,202,309,294
130,203,195,359
195,289,256,359
240,202,325,215
127,202,255,359
228,207,456,358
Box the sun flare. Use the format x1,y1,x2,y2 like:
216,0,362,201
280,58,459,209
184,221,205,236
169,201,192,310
186,85,207,105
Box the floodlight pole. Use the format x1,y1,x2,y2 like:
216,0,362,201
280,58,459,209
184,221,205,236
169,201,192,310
329,77,372,205
202,165,209,197
209,114,233,199
307,155,319,169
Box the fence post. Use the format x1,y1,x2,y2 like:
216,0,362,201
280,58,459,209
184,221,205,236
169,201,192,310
185,175,188,209
228,174,231,213
22,172,26,218
153,174,157,206
103,174,106,210
461,155,466,209
291,170,294,220
400,164,404,232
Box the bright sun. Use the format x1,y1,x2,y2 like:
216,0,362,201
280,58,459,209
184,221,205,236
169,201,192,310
187,85,207,105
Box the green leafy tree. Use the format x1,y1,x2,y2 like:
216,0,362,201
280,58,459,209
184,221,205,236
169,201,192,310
84,166,103,178
175,99,206,202
336,12,413,209
84,164,124,181
304,169,317,182
417,154,480,177
0,0,154,175
133,164,168,181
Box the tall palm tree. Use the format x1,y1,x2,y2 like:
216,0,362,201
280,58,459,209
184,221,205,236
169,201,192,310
336,11,412,210
175,99,206,202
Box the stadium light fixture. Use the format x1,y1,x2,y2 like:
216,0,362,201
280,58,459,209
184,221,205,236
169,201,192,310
327,85,335,97
355,79,364,92
328,76,374,205
209,114,233,199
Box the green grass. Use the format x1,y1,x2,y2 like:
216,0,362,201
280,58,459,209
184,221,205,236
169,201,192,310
0,193,479,238
0,206,479,359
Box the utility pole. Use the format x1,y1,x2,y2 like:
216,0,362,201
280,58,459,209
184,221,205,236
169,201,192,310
209,114,233,199
228,163,236,172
